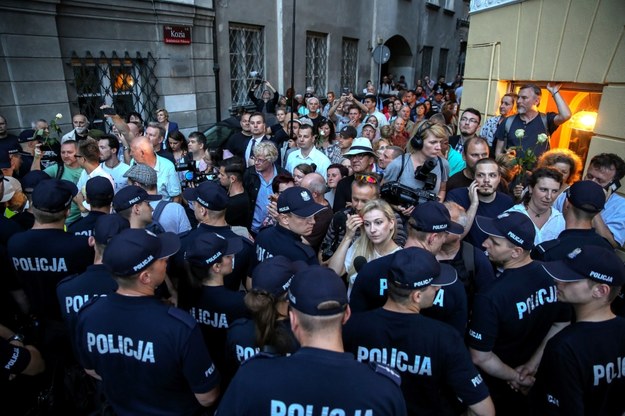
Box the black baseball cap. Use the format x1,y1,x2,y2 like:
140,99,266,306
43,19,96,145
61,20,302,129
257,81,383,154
543,246,625,287
112,185,160,212
389,247,457,289
32,179,78,213
566,180,605,213
183,181,228,211
339,125,357,139
288,266,348,316
476,211,535,250
86,176,114,202
277,186,324,217
93,214,130,245
252,255,306,296
185,232,242,268
410,201,464,235
103,229,180,277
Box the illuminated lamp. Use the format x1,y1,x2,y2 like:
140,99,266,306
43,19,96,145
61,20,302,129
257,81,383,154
569,111,597,132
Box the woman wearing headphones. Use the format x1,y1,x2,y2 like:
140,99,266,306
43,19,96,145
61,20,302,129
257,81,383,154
382,121,451,213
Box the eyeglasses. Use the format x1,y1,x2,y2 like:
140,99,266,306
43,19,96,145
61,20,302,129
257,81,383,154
355,174,378,184
460,117,479,124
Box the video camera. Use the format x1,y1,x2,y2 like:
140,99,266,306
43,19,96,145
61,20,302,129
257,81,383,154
380,158,438,206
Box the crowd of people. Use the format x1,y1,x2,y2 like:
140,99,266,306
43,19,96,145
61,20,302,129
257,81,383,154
1,74,625,416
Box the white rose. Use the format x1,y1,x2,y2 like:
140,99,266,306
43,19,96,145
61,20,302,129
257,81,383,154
514,129,525,139
536,133,548,144
56,113,63,119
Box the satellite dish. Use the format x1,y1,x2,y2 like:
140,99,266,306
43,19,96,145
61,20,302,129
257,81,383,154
372,45,391,64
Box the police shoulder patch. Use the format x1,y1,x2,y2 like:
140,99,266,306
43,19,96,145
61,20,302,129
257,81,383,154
168,307,197,328
369,361,402,386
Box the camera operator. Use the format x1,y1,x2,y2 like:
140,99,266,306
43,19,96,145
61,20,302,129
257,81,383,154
382,121,450,215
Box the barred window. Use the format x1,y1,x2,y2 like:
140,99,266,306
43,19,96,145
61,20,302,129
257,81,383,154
229,24,264,108
70,51,158,131
306,32,328,95
341,38,358,93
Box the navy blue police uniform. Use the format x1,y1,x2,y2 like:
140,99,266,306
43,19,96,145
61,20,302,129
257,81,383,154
530,246,625,416
217,264,407,416
344,248,489,416
74,228,220,416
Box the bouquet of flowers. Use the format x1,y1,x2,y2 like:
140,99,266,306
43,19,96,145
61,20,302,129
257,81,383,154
507,129,548,181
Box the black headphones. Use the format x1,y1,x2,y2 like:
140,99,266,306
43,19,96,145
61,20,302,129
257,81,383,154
410,121,432,151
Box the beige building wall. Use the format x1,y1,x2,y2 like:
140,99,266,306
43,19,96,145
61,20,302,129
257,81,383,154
462,0,625,188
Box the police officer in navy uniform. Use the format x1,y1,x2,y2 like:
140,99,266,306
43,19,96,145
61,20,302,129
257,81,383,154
226,256,302,372
467,212,571,416
531,246,625,416
174,181,254,295
217,266,407,415
75,228,220,415
56,214,128,330
67,176,114,236
184,232,248,388
254,186,324,267
8,179,94,322
350,201,469,335
532,180,613,261
344,248,495,416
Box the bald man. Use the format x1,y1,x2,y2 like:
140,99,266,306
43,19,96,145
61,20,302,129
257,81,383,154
130,136,180,200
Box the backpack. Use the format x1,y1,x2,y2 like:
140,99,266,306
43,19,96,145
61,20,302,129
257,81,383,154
145,200,170,234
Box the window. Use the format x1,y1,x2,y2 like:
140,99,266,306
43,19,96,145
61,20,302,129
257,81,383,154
421,46,433,80
70,51,158,131
438,48,449,79
306,32,328,95
341,38,358,93
229,24,264,108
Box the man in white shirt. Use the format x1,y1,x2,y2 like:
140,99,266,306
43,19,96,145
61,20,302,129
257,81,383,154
284,122,331,181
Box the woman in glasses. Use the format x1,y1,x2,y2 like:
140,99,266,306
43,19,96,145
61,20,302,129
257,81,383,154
327,198,401,296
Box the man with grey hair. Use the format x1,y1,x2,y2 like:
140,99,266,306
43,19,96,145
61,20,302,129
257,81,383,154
146,122,175,163
130,136,180,201
300,172,333,251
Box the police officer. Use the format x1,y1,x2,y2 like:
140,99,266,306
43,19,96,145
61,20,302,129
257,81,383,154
344,248,495,416
174,181,254,294
226,256,302,371
56,214,128,329
531,246,625,415
67,176,114,236
8,178,93,321
350,201,469,335
217,266,407,415
254,186,324,266
468,212,571,416
532,180,613,261
74,228,220,415
184,232,248,387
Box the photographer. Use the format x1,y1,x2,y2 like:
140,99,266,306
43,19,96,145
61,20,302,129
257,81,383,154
382,121,450,215
248,78,279,115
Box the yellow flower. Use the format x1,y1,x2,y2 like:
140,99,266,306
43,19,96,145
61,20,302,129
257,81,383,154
514,129,525,139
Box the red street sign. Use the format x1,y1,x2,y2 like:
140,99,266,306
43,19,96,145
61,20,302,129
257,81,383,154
164,25,191,44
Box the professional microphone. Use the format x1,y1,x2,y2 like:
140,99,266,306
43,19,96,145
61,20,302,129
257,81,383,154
353,256,368,273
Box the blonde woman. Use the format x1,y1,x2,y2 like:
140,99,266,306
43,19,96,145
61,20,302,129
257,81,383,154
327,198,401,295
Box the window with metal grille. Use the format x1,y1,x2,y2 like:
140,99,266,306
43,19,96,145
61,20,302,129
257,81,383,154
438,48,449,79
229,24,265,108
70,51,158,131
341,38,358,93
306,32,328,95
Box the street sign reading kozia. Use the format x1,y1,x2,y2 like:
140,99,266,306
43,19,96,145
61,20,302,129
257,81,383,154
164,26,191,45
